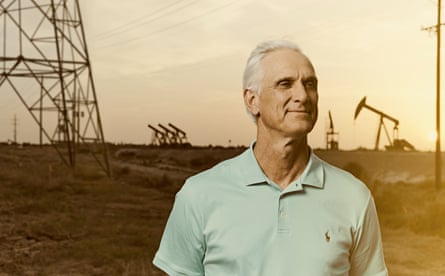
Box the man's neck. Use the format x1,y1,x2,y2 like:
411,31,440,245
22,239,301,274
253,134,310,190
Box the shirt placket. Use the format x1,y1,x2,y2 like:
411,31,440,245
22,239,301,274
277,194,290,234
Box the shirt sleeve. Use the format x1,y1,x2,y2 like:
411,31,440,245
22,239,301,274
153,181,206,276
350,194,388,276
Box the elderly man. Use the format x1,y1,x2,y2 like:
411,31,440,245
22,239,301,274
153,40,387,276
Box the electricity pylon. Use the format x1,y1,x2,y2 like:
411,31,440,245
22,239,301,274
0,0,111,176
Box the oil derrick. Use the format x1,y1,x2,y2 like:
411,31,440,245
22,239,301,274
148,123,190,147
0,1,111,175
354,97,415,151
326,111,339,150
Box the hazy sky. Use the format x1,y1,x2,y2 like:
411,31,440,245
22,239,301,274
0,0,441,151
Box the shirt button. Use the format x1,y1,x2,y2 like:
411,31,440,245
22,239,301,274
279,210,286,217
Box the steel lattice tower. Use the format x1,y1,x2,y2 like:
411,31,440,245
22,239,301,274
0,0,111,176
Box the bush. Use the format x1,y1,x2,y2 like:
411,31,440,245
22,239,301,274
374,181,445,238
342,162,369,183
189,155,218,170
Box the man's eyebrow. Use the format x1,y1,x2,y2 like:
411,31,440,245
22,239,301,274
274,76,296,85
302,76,318,82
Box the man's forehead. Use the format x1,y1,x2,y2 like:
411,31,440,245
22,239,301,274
261,48,316,77
264,48,310,61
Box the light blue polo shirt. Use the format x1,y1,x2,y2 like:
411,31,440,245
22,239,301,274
153,145,387,276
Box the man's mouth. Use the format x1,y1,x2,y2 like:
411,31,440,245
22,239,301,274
287,110,310,114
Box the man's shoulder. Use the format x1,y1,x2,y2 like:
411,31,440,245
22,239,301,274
313,154,371,198
181,149,249,192
312,155,374,225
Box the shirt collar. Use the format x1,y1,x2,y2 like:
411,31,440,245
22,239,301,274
238,141,269,186
240,141,324,189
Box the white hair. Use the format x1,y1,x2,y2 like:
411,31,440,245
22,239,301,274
242,40,303,121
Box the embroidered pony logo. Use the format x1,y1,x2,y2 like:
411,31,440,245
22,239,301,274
325,231,330,242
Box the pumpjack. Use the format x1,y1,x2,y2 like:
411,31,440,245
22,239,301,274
147,124,168,146
147,123,190,147
168,123,188,145
158,124,179,145
354,97,415,151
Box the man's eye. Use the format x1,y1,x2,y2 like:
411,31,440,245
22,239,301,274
304,80,317,90
277,80,292,88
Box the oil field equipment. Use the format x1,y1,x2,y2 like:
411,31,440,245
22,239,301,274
148,123,189,147
326,110,339,150
0,0,110,175
148,124,168,146
354,97,415,151
168,123,188,145
158,124,179,145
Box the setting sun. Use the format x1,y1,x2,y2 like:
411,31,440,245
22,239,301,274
428,130,438,142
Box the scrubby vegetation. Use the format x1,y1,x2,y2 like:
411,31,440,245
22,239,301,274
375,181,445,238
341,161,445,239
0,145,444,275
0,146,178,275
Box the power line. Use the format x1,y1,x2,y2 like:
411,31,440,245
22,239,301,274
95,0,188,38
95,0,199,41
95,0,239,50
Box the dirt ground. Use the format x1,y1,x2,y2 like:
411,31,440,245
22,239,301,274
0,144,444,275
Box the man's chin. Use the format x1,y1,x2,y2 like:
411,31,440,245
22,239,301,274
286,121,315,134
284,126,314,138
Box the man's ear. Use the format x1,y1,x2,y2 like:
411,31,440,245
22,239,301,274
243,89,260,117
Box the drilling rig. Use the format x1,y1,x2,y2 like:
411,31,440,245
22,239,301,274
354,97,415,151
326,110,339,150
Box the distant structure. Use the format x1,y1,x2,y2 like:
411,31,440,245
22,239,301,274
13,114,18,144
326,111,339,150
147,123,190,147
354,97,415,151
0,1,110,175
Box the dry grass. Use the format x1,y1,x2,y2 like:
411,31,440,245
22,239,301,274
339,160,445,276
374,182,445,275
0,145,445,275
0,145,179,275
373,181,445,238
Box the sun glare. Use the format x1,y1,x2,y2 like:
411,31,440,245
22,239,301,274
428,130,438,142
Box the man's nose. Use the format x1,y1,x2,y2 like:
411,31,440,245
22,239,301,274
291,82,308,102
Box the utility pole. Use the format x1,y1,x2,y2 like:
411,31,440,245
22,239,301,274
13,114,17,144
423,1,443,190
40,79,43,147
436,0,442,190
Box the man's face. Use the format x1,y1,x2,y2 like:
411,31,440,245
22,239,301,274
251,49,319,138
